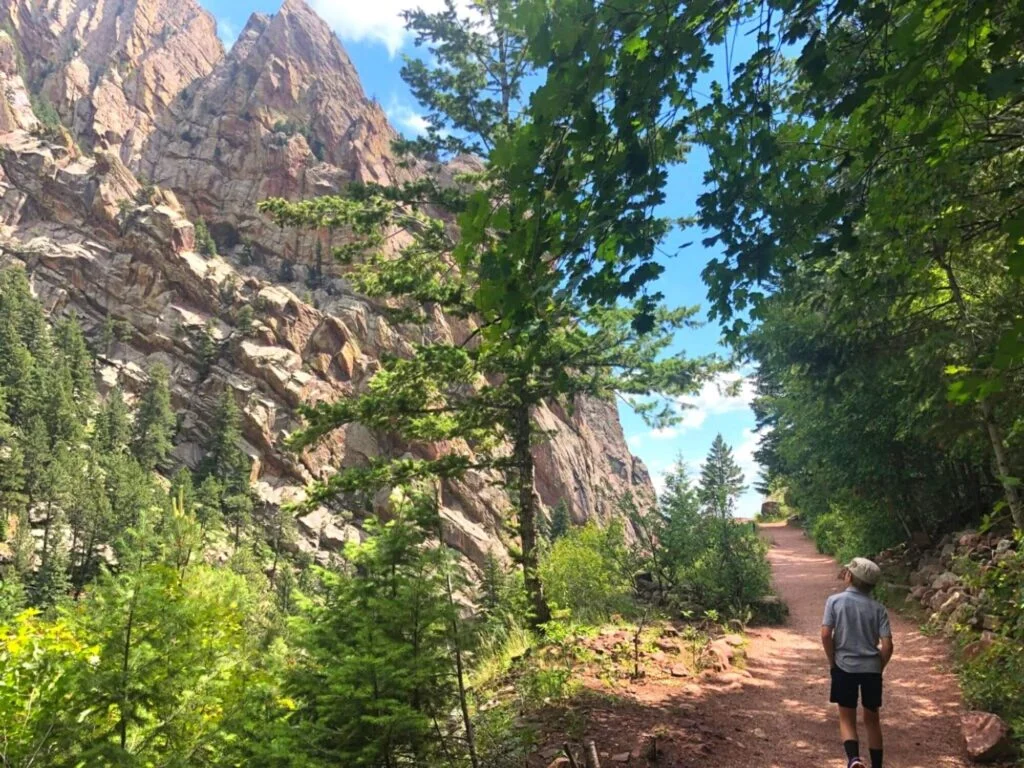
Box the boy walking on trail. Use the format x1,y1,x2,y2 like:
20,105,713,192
821,557,894,768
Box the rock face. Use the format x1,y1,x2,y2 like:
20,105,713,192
0,0,654,569
1,0,222,166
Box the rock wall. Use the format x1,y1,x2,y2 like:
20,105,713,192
0,0,654,570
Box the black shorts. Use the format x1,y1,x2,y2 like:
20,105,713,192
830,666,883,710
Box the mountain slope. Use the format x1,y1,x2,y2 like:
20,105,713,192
0,0,653,569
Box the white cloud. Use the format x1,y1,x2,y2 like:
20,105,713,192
676,371,756,434
387,102,430,135
311,0,448,57
733,427,767,489
650,426,679,440
217,18,238,50
627,435,643,449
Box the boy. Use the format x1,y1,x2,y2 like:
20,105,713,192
821,557,894,768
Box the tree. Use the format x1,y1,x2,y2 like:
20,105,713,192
285,486,474,767
260,0,715,627
96,387,132,454
200,390,253,547
549,499,571,541
194,218,218,257
691,0,1024,531
698,434,746,519
132,363,176,471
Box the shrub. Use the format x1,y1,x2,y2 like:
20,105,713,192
194,219,217,257
809,495,903,563
682,518,772,616
539,521,633,623
958,635,1024,738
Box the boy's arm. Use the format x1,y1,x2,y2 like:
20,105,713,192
821,626,836,667
879,636,894,669
822,596,836,667
879,607,893,669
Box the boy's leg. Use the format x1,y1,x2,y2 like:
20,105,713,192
862,674,884,768
839,706,860,760
832,666,862,764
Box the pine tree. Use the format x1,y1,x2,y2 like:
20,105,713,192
260,0,715,627
33,506,71,609
53,315,95,411
549,500,571,541
0,392,28,515
698,434,746,519
96,387,132,454
287,487,471,766
132,364,176,471
200,391,253,547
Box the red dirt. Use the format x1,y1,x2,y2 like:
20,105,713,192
535,523,970,767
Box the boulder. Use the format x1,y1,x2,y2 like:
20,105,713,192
961,711,1013,763
707,639,735,672
669,664,690,678
932,571,960,591
929,590,951,612
961,633,995,662
938,591,966,616
995,539,1013,555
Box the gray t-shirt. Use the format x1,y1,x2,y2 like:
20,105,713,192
822,587,892,674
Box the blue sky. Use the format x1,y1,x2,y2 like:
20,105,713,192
200,0,767,517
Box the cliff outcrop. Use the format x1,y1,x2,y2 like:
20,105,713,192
0,0,654,569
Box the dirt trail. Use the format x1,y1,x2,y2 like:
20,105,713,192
544,523,971,767
698,522,970,768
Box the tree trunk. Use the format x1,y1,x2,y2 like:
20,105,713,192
981,399,1024,528
938,255,1024,529
446,572,479,768
119,591,137,751
513,401,550,626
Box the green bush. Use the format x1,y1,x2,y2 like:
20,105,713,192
194,219,217,257
958,635,1024,738
683,519,773,616
809,495,903,563
539,521,633,623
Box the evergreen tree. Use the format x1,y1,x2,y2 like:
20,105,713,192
53,315,95,411
96,387,132,454
132,364,176,471
261,0,715,626
201,391,253,547
698,434,746,519
286,487,471,766
0,392,28,515
33,506,71,609
549,500,571,541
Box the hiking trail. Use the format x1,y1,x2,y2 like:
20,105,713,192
544,523,970,767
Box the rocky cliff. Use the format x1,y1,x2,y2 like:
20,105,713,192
0,0,654,570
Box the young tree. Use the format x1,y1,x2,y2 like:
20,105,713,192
96,387,132,454
132,364,176,471
200,391,253,547
285,487,474,766
698,434,746,519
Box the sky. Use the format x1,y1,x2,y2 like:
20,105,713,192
200,0,768,517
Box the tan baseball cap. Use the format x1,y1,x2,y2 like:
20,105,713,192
845,557,881,585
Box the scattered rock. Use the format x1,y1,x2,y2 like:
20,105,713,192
961,633,995,662
611,753,631,763
546,758,570,768
655,638,680,654
753,728,767,740
995,539,1013,555
724,633,744,647
932,571,959,591
670,664,690,678
961,711,1013,763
